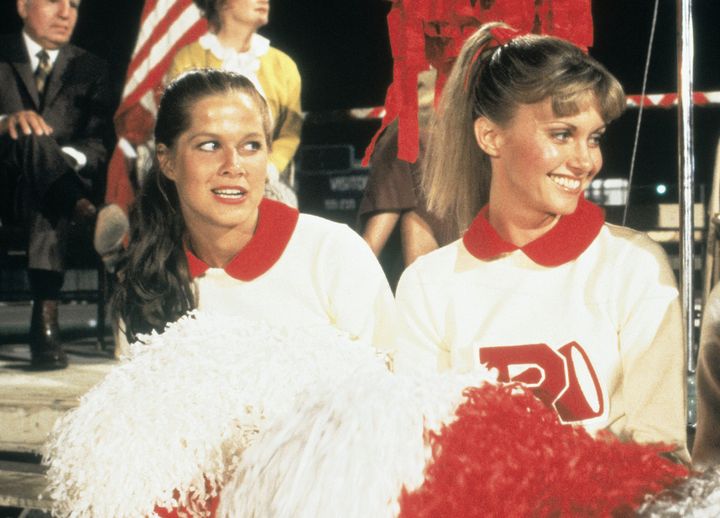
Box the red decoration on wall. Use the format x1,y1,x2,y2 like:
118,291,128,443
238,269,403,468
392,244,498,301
363,0,594,165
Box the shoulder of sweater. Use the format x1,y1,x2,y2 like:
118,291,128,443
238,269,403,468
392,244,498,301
265,45,295,62
263,46,299,71
296,212,356,237
404,238,463,280
174,41,205,60
292,214,380,264
598,223,669,262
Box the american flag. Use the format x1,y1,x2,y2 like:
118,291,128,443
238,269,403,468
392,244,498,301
104,0,208,211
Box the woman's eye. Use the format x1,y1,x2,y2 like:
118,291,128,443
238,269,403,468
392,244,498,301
198,141,219,151
589,133,605,147
551,130,571,142
243,141,263,152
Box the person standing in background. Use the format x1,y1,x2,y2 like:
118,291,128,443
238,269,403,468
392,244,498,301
359,69,458,289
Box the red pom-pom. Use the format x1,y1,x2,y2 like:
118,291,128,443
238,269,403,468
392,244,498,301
399,384,689,517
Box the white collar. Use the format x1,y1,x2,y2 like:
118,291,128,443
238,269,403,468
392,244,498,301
198,32,269,100
22,31,61,69
199,32,270,62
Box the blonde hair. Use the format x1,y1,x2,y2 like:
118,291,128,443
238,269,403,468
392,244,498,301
423,22,626,233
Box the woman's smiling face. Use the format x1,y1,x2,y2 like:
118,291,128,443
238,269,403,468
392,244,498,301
158,89,268,240
481,95,606,221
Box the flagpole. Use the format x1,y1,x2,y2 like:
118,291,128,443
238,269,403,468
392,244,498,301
677,0,695,371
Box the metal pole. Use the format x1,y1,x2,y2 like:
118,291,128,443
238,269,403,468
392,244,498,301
677,0,696,372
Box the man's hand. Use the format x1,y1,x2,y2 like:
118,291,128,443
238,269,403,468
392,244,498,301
73,198,97,224
0,110,54,139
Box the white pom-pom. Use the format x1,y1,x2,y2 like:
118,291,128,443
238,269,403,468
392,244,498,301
44,312,387,518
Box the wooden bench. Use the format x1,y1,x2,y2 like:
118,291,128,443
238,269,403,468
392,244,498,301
0,460,50,511
0,347,116,512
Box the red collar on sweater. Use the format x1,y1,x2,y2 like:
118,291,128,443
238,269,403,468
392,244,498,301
462,198,605,267
185,198,299,281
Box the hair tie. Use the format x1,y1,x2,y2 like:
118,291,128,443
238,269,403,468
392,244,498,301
464,26,526,92
489,26,524,46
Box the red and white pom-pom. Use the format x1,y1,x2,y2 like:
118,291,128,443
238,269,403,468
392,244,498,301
44,310,691,517
217,369,494,518
217,372,688,517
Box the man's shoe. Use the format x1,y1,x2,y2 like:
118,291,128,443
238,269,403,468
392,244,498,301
29,299,68,370
30,347,69,370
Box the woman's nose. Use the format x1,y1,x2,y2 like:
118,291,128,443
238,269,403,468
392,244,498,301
220,149,244,176
568,143,595,174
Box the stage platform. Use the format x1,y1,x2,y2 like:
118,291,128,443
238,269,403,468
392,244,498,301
0,301,116,513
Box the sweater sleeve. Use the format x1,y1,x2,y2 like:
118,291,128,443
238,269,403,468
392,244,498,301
394,260,452,374
693,283,720,469
165,43,215,84
315,224,396,352
616,236,689,462
266,51,302,174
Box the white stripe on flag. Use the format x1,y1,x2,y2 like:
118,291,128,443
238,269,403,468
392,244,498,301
120,2,202,102
139,89,158,117
133,0,191,64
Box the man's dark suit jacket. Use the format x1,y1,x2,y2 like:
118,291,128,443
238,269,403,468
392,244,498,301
0,32,113,270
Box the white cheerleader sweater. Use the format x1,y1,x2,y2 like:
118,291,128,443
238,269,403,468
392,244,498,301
184,198,396,351
395,199,688,456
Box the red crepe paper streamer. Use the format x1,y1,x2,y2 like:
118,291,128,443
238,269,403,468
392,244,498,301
399,383,689,518
363,0,594,166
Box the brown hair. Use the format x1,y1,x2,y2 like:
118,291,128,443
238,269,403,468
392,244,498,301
193,0,224,31
113,69,272,342
423,22,626,233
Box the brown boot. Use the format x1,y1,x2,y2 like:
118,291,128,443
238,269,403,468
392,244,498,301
29,300,68,370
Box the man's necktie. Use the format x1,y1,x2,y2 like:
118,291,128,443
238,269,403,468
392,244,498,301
34,49,51,98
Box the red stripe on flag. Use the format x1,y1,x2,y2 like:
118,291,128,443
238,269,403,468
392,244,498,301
106,0,207,210
124,0,166,79
119,19,206,114
139,0,160,22
124,0,193,85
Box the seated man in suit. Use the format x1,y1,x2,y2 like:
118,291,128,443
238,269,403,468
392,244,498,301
0,0,112,369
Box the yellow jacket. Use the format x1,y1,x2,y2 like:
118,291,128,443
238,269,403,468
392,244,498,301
167,35,302,174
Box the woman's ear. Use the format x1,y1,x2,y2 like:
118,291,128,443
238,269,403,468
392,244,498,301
473,117,503,158
156,143,176,180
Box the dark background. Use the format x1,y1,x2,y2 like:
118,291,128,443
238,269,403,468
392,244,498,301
1,0,718,201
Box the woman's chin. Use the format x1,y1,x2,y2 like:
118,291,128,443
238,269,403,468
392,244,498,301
549,194,583,216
